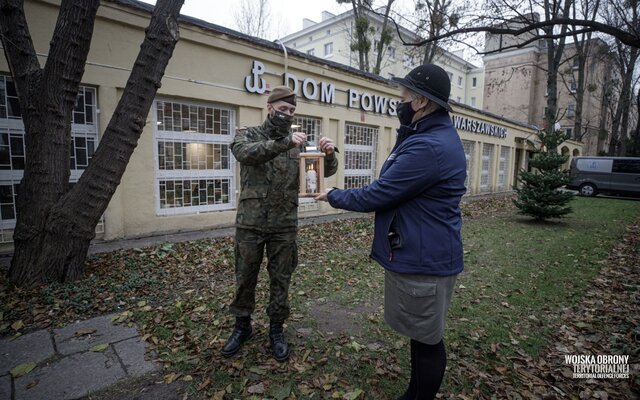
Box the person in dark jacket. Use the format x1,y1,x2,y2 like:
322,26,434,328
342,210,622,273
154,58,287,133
316,65,466,399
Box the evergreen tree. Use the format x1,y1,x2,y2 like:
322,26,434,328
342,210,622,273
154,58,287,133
513,129,575,220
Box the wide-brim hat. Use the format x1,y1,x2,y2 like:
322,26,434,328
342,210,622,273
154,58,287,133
392,64,452,112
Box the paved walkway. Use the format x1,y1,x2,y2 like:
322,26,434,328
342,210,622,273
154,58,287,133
0,314,158,400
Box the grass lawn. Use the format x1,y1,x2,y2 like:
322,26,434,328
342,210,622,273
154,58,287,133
2,195,639,399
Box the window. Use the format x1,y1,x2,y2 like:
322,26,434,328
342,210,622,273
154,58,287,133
154,99,235,215
471,97,477,107
480,144,494,192
567,104,575,117
612,159,640,174
497,146,510,191
373,40,380,54
565,127,573,139
309,36,313,41
324,42,333,57
462,140,474,191
326,29,331,36
472,77,477,88
388,47,396,60
572,57,580,69
447,72,453,81
344,123,378,189
0,75,101,242
456,96,462,102
570,80,577,93
293,42,296,47
402,53,414,68
457,76,463,86
294,115,321,212
307,48,315,56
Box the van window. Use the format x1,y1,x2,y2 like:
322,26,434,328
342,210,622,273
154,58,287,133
576,158,612,173
612,159,640,174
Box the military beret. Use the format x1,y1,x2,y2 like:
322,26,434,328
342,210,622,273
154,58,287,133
267,86,296,106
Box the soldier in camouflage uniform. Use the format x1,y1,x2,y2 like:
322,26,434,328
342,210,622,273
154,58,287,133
221,86,338,361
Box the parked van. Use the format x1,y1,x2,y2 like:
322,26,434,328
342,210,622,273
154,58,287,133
567,157,640,197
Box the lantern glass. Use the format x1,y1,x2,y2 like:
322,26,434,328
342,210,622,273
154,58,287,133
299,152,325,197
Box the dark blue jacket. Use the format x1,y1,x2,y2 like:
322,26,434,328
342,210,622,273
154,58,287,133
328,109,466,276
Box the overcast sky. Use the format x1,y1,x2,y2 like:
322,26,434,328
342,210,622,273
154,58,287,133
138,0,416,40
136,0,481,64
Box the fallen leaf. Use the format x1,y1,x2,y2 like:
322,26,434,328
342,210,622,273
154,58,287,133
90,343,109,352
247,382,265,394
10,363,36,378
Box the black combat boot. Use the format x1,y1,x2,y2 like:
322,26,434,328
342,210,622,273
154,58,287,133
269,322,290,361
220,316,253,357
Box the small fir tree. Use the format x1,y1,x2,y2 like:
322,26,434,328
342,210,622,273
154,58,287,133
513,129,575,220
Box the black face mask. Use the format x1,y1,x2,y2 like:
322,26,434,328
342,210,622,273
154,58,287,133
396,100,417,126
270,110,294,130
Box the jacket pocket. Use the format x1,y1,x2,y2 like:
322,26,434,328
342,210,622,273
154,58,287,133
395,280,437,317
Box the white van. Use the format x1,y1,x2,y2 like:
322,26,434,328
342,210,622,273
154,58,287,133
567,157,640,197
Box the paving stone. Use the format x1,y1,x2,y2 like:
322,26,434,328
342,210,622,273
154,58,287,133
112,337,158,377
0,373,11,400
53,314,138,355
14,346,125,400
0,330,55,375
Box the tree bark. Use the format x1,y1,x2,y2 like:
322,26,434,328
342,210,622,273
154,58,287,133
608,44,639,155
5,0,184,287
543,0,572,142
373,0,394,75
2,0,100,287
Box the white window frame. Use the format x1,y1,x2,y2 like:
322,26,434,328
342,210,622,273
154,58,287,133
344,123,378,189
153,98,236,216
462,140,474,192
471,97,477,107
388,46,396,60
497,146,510,191
480,144,494,192
0,78,101,240
324,42,333,57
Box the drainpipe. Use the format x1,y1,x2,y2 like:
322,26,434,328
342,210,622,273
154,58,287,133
274,39,288,78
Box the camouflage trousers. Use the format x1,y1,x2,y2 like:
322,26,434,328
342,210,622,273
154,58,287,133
229,228,298,323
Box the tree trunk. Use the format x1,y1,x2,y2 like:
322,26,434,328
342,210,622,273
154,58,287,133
1,0,100,287
608,46,638,156
373,0,394,75
627,87,640,156
543,0,571,142
5,0,184,287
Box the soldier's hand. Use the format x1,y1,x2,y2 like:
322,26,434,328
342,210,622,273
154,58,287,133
291,131,306,146
319,137,335,155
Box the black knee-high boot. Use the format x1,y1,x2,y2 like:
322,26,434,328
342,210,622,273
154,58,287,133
397,339,417,400
411,339,447,400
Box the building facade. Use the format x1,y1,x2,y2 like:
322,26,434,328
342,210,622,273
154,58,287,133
483,31,613,156
279,9,485,109
0,0,581,249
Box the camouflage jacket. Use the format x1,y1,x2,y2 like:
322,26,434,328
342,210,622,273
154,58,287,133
231,117,338,232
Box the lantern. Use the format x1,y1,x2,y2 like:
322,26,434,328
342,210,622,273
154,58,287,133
298,146,325,198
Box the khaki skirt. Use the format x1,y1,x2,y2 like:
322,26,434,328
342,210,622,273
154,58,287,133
384,269,458,345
